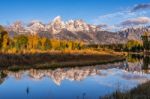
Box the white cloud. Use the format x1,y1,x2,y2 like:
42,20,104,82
120,17,150,26
92,3,150,31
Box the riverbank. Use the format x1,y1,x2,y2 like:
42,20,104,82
102,81,150,99
0,50,125,70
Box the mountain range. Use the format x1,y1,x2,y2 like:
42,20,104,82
4,16,150,44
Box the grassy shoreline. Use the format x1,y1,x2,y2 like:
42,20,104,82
0,50,125,70
102,81,150,99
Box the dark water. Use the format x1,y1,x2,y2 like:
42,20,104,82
0,55,150,99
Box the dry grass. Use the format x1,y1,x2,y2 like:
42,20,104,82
0,50,125,70
102,81,150,99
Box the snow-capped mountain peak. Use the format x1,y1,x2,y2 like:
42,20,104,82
50,16,65,34
8,21,25,33
7,16,101,35
26,20,45,33
52,16,62,22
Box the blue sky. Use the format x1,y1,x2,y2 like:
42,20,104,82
0,0,150,30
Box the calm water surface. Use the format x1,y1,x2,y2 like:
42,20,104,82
0,55,150,99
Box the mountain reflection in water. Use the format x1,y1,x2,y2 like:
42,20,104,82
0,55,149,99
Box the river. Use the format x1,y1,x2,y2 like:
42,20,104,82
0,54,149,99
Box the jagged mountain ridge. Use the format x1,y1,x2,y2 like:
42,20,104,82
7,16,98,34
118,26,150,41
5,16,150,44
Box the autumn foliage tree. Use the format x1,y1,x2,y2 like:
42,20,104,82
141,32,150,51
14,34,28,51
0,26,9,51
0,27,84,53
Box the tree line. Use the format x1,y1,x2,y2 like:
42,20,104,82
141,32,150,52
1,25,150,53
0,26,84,53
86,40,143,52
86,32,150,52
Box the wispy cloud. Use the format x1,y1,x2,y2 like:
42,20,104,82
92,3,150,31
131,3,150,12
92,11,138,31
120,17,150,26
93,11,129,24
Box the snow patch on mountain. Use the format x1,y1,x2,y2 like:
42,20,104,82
7,16,100,34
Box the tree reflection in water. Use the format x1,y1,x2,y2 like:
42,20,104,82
0,55,150,85
0,56,149,99
126,54,150,73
